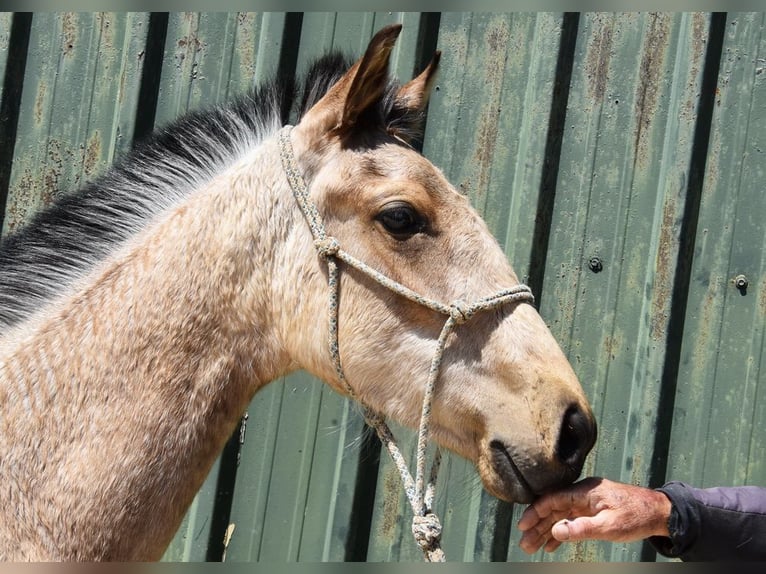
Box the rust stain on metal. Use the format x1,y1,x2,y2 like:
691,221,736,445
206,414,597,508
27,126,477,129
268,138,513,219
682,13,708,121
42,138,64,206
100,13,113,48
176,29,206,72
633,13,671,168
602,331,622,360
464,19,509,198
177,36,203,51
5,166,36,234
650,195,677,341
61,12,77,57
585,17,614,102
380,467,402,540
83,130,102,177
235,12,256,79
99,13,116,68
691,273,719,373
34,80,47,125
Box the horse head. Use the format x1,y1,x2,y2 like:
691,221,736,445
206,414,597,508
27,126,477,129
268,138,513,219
276,25,596,503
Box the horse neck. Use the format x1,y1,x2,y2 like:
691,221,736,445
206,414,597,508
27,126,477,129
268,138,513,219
0,138,294,560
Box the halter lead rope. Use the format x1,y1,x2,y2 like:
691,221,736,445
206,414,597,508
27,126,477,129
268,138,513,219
278,126,535,562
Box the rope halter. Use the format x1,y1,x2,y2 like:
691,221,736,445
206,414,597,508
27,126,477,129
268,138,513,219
278,126,535,562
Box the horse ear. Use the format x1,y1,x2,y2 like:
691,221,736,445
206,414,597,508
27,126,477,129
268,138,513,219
298,24,402,137
394,51,441,113
340,24,402,131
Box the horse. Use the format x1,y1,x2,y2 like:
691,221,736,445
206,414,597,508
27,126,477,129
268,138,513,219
0,25,596,561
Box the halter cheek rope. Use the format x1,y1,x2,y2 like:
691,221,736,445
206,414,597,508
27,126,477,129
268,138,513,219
278,126,535,562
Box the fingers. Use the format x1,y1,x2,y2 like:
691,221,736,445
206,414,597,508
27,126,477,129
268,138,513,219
517,477,608,554
518,524,548,554
517,504,565,554
519,477,604,528
518,486,576,528
517,503,543,531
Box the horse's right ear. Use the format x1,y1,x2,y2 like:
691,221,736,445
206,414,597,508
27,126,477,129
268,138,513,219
298,25,402,139
394,51,441,113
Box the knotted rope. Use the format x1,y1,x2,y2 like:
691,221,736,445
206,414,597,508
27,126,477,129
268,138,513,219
278,126,535,562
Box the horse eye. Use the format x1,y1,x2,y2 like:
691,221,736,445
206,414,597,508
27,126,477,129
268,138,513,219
376,202,424,238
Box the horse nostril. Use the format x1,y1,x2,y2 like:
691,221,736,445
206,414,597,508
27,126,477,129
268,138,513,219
556,404,597,470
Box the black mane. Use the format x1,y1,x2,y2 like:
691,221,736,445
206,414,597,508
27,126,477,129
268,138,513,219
0,51,423,328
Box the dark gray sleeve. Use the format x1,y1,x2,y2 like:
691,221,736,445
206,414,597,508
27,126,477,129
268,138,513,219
647,481,766,561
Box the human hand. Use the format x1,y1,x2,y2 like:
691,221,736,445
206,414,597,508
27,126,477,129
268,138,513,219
517,476,672,554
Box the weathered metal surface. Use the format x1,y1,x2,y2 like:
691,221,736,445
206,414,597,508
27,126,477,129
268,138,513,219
665,10,766,498
153,12,279,125
1,13,149,237
1,11,764,563
509,13,714,562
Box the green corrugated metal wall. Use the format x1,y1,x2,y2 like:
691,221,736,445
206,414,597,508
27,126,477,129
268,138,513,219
0,11,763,562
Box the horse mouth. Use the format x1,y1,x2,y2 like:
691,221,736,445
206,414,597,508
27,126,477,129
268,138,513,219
488,440,537,503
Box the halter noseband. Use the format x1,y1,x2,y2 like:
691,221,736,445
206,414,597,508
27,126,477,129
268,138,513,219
278,125,535,562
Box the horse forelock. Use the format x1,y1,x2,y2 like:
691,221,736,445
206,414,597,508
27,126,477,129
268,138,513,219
0,49,418,329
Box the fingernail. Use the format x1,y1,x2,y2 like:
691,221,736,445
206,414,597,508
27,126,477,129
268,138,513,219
552,520,570,541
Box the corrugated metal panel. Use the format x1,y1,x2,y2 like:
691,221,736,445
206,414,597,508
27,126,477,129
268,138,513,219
507,12,714,562
1,11,764,563
666,12,766,492
1,12,149,236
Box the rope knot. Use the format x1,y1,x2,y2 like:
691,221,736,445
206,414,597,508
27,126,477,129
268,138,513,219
449,300,473,325
412,512,443,553
314,237,340,260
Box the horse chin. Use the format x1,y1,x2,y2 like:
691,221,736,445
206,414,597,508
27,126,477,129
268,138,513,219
478,441,539,504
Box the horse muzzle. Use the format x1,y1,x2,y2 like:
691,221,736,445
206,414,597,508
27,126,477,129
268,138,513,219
481,403,597,503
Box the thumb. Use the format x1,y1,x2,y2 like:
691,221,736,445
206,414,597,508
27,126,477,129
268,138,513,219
551,516,606,542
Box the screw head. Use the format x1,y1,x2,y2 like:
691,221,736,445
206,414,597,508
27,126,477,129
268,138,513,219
734,274,749,290
588,256,603,273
